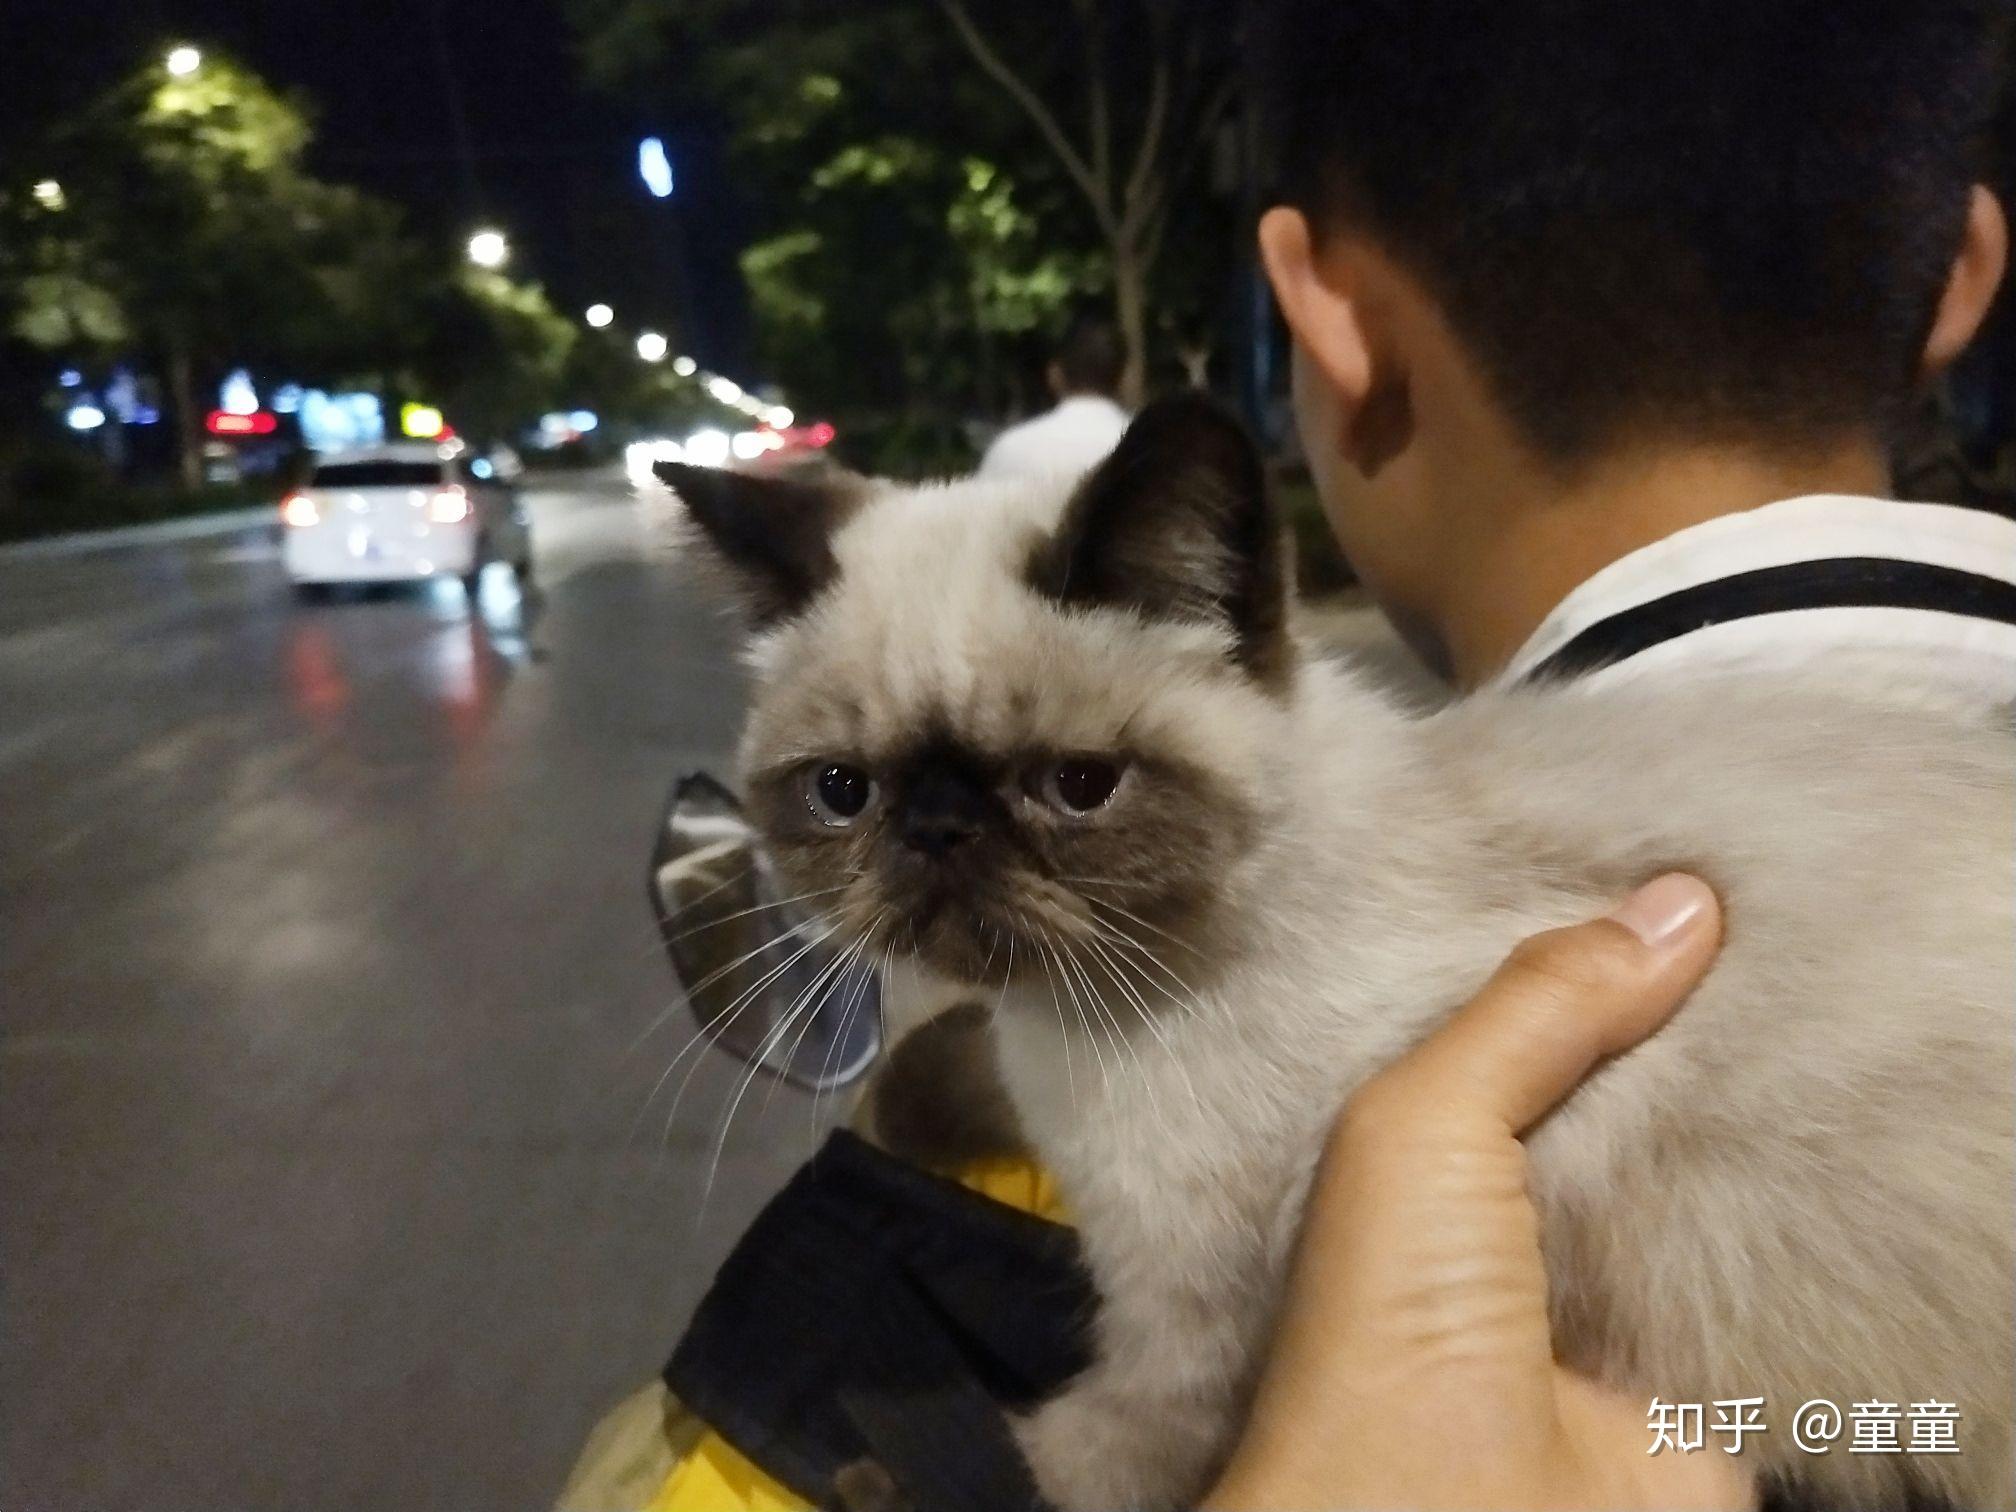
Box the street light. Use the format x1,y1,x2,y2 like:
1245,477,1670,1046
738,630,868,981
165,46,202,77
584,303,614,329
636,331,669,363
638,137,675,200
467,228,509,269
32,179,64,210
672,356,697,378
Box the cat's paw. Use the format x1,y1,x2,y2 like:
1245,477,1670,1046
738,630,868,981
1012,1384,1195,1512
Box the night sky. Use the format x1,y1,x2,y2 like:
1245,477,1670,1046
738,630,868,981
3,0,750,369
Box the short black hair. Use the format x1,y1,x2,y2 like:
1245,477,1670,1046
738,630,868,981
1259,0,2010,460
1054,315,1127,397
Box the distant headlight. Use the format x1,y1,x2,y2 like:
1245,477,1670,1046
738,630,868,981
684,428,732,468
428,486,471,524
280,493,320,528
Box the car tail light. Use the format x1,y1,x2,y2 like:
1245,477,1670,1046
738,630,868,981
280,492,319,528
427,486,470,524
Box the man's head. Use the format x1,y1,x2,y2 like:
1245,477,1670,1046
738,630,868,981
1256,0,2010,675
1049,315,1127,401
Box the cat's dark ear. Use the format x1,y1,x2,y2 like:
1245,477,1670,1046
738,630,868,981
1030,394,1289,683
656,462,862,626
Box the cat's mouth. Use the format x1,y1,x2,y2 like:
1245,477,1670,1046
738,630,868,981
888,878,1101,989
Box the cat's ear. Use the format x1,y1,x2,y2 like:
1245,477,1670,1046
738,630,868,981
1031,394,1289,682
656,462,863,626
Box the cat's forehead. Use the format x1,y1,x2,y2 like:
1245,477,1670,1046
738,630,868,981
742,473,1261,769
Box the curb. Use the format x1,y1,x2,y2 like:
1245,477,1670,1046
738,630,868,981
0,507,279,562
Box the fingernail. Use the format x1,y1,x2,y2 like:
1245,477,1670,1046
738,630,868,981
1608,873,1713,947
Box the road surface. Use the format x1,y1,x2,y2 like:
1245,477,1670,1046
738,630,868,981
0,474,824,1510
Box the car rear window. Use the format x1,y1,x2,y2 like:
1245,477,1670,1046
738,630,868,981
310,461,444,487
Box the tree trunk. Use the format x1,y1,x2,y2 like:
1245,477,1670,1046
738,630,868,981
167,344,202,491
1112,243,1149,409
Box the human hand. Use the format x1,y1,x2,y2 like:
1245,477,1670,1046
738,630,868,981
1202,874,1752,1512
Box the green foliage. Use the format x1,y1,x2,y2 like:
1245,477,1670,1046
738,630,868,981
567,0,1127,440
0,442,270,545
4,47,586,488
569,0,1247,423
405,269,578,444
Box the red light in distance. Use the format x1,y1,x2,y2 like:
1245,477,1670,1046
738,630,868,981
207,410,279,437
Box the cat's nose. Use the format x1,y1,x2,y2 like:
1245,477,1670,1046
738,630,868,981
897,765,994,856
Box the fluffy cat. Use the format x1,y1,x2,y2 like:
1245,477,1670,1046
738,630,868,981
659,397,2014,1511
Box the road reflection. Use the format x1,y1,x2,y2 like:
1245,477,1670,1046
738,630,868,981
280,568,543,747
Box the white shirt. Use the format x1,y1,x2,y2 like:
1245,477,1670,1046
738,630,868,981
1494,494,2016,702
977,395,1130,480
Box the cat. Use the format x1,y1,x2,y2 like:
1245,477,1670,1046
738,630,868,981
657,396,2014,1512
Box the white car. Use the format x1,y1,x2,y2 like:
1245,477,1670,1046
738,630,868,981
281,443,531,598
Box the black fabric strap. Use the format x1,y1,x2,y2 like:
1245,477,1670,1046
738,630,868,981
664,1130,1090,1511
1526,557,2016,683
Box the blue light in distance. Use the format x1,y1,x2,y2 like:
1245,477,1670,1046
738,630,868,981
568,409,600,433
58,369,82,387
639,137,674,199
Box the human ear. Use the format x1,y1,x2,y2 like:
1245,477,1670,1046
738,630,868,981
1259,208,1410,477
1258,206,1373,410
1922,185,2007,378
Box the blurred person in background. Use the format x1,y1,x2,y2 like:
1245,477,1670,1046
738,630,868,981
977,316,1131,478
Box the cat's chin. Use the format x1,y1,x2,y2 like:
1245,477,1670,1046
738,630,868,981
894,908,1020,989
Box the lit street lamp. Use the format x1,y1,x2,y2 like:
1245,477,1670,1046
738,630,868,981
32,179,64,210
636,331,669,363
165,46,202,77
466,228,509,269
584,303,614,329
672,356,697,378
638,137,675,200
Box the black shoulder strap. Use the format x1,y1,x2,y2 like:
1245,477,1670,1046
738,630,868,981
1526,557,2016,683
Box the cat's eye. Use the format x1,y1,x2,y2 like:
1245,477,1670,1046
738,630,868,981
804,762,877,826
1040,757,1123,815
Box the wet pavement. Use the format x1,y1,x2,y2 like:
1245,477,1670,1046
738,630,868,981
0,473,825,1511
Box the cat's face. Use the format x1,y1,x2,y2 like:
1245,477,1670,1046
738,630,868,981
664,397,1294,988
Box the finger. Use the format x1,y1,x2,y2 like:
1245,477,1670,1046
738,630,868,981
1378,873,1721,1137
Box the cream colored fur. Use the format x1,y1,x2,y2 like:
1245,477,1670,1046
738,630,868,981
722,472,2015,1511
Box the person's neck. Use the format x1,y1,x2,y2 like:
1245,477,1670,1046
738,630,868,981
1434,438,1892,688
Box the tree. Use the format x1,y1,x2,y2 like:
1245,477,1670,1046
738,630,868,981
32,52,436,484
567,0,1245,421
406,269,578,444
928,0,1243,403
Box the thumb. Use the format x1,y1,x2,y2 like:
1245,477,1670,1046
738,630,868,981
1378,873,1723,1137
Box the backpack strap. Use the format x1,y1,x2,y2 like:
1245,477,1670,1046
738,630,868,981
1526,557,2016,683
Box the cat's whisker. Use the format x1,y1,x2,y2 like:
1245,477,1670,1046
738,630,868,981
1008,922,1073,1114
1060,933,1170,1139
650,862,753,927
1072,935,1177,1137
646,920,842,1147
1084,931,1208,1119
810,931,886,1149
1086,916,1206,1022
772,909,887,1126
762,930,863,1120
700,922,869,1211
1077,892,1208,960
621,904,842,1062
1033,920,1109,1100
1055,932,1134,1110
659,884,851,944
766,921,880,1128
